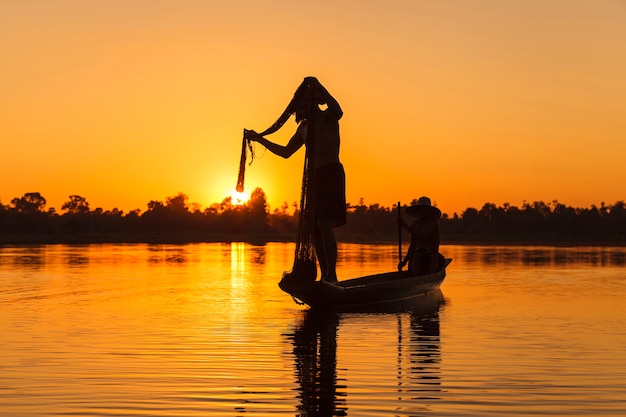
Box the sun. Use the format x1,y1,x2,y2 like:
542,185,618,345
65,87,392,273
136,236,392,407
231,190,250,206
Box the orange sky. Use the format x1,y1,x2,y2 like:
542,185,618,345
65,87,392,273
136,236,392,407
2,1,625,216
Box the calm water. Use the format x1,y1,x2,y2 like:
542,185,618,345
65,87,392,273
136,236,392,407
1,243,625,416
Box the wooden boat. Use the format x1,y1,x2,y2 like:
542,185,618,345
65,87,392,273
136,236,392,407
279,258,451,310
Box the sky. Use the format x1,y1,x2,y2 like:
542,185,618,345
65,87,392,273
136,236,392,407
2,0,625,216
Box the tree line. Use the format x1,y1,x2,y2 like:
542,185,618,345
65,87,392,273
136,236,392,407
1,191,625,244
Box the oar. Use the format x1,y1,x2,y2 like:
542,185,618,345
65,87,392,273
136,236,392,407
397,201,402,270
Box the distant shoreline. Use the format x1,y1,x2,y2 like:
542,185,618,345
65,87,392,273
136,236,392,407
1,232,624,247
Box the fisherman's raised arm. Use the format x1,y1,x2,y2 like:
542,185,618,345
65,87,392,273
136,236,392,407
245,128,304,159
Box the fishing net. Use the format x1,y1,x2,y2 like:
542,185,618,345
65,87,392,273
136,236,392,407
236,78,318,284
236,78,311,192
282,103,317,286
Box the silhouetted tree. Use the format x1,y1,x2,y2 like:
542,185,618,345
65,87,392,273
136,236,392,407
11,192,46,213
141,193,200,232
248,187,269,233
147,200,165,212
270,201,298,236
166,192,189,213
4,192,51,233
62,195,90,214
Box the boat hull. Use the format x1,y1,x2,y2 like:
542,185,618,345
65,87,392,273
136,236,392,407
279,259,451,310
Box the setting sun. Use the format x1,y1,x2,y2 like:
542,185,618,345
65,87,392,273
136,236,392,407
231,190,250,206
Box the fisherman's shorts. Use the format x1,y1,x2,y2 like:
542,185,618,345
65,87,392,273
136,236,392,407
315,163,346,228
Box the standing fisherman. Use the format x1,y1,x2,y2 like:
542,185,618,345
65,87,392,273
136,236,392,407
245,77,346,283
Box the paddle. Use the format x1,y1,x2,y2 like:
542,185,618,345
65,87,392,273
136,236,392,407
397,201,402,271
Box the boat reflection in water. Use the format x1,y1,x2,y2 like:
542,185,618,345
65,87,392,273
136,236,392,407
284,290,445,416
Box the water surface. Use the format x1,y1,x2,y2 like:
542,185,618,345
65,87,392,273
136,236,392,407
1,243,625,416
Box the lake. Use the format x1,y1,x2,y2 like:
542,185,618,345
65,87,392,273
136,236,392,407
1,243,625,416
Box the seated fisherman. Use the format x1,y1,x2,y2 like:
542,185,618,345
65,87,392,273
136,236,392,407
397,196,444,275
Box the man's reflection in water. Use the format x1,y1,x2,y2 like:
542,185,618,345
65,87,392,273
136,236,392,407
286,291,444,416
403,292,444,401
288,309,347,417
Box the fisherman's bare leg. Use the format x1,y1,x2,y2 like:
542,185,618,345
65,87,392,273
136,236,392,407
314,226,328,279
317,219,338,282
315,234,328,281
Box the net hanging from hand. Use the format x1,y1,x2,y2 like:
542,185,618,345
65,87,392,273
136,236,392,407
236,78,318,283
236,78,310,193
